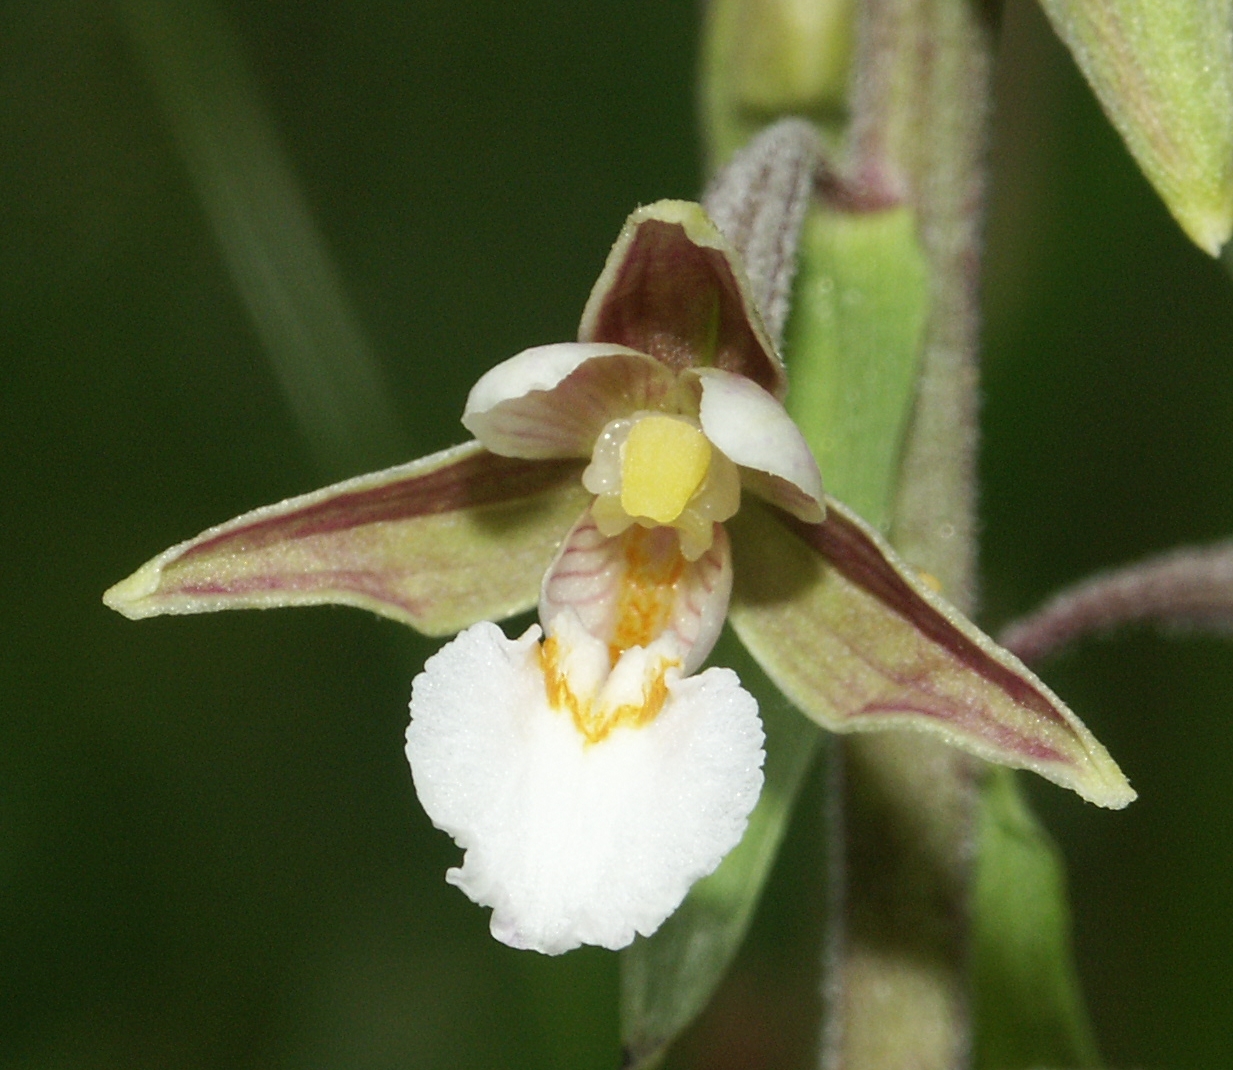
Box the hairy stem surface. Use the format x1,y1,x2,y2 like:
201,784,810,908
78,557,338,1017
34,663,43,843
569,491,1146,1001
823,2,994,1067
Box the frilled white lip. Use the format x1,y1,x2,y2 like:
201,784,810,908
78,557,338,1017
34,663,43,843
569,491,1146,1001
462,342,824,524
406,617,765,954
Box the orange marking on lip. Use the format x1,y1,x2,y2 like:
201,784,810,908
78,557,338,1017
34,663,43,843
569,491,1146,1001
609,526,686,664
539,634,675,745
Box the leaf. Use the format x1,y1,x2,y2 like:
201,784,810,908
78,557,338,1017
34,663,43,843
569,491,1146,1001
972,768,1102,1069
1040,0,1233,256
104,442,589,636
619,626,821,1069
728,498,1135,809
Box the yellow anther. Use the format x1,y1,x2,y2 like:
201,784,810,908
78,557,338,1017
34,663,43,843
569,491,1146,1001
620,416,711,524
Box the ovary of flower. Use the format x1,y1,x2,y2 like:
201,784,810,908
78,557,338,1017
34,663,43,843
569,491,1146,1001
583,412,741,562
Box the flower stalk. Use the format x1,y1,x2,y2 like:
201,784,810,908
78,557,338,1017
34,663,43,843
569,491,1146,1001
704,0,1003,1065
1001,538,1233,666
823,2,994,1067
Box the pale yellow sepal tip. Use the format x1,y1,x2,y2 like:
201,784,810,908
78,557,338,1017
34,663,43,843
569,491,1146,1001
102,560,164,619
1183,204,1233,259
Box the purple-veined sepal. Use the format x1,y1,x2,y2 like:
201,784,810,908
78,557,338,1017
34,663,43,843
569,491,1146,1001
579,200,787,399
104,441,590,637
727,497,1135,808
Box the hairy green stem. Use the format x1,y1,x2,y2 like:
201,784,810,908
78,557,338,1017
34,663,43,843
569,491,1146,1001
823,1,994,1067
700,1,995,1064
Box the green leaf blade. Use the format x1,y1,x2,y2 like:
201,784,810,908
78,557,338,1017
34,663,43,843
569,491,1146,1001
972,768,1102,1069
1040,0,1233,255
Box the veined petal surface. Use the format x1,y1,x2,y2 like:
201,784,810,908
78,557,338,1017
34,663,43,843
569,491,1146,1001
578,200,787,399
694,367,824,523
727,500,1135,808
406,620,765,954
539,510,732,675
463,343,674,458
104,442,590,636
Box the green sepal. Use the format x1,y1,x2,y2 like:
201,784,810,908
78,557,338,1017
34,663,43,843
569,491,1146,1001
104,441,590,636
619,625,821,1069
972,767,1101,1069
727,498,1135,809
1040,0,1233,256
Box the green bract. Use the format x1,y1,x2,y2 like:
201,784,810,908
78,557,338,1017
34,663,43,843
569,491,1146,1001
1041,0,1233,256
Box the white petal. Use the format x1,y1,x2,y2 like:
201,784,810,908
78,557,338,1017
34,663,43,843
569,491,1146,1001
694,367,825,522
405,620,765,954
462,343,677,458
539,510,732,674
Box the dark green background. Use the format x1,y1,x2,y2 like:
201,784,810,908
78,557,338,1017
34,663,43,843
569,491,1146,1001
3,1,1230,1066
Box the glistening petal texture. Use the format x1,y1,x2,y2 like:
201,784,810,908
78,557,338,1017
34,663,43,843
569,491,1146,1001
539,510,733,674
727,500,1135,809
462,343,675,459
104,443,590,636
406,621,765,954
694,367,824,522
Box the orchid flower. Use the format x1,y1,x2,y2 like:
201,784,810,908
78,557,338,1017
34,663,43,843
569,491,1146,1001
105,199,1133,956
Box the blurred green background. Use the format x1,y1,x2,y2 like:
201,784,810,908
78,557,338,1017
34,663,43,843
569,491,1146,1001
2,1,1231,1067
